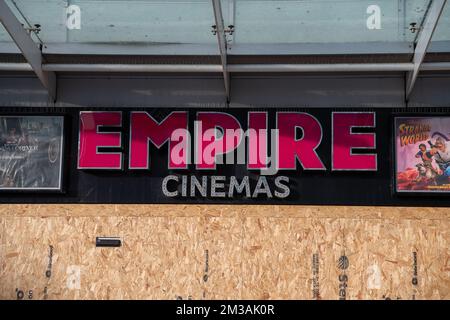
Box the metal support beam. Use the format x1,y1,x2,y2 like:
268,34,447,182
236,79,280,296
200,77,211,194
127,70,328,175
406,0,447,100
227,63,415,73
42,62,415,73
212,0,230,102
42,64,223,73
2,62,450,73
0,0,56,101
226,0,235,45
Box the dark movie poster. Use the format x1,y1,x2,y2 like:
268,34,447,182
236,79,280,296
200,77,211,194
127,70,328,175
395,117,450,193
0,116,64,190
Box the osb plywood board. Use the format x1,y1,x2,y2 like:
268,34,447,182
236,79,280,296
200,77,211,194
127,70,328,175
0,205,449,300
0,204,449,220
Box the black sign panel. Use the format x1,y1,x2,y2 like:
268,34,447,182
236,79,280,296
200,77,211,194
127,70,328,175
1,107,450,206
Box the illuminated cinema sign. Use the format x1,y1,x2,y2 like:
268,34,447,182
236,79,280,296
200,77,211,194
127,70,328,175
78,111,376,171
77,111,377,199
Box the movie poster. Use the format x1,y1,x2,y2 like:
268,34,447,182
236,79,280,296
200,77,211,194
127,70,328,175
0,116,64,190
395,117,450,193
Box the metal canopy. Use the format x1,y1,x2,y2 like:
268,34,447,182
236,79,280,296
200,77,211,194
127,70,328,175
0,0,56,101
0,0,450,103
212,0,230,102
406,0,447,100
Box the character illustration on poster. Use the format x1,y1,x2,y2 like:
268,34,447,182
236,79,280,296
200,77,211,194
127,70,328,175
0,116,63,190
396,117,450,192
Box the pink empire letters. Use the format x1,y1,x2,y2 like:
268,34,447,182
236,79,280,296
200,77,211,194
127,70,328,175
78,111,377,172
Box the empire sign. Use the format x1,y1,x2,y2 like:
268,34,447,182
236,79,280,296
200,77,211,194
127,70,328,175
77,111,377,199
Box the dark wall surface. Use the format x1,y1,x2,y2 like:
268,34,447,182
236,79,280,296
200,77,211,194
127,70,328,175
1,72,450,109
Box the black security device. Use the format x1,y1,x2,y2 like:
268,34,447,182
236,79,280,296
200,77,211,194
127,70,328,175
96,237,122,247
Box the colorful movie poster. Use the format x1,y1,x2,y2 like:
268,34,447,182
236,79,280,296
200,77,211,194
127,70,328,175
0,116,63,190
395,117,450,193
